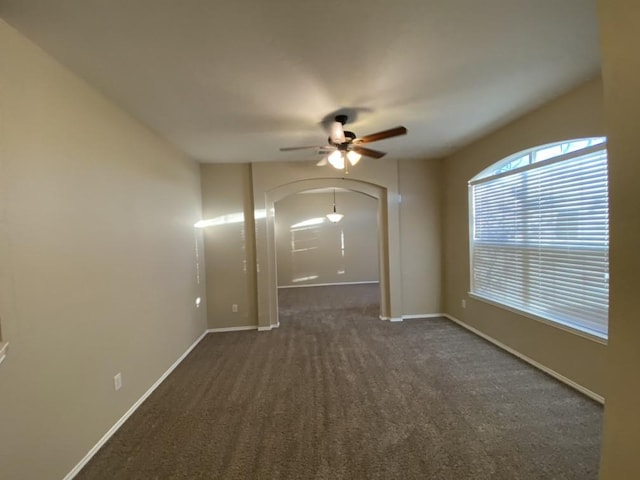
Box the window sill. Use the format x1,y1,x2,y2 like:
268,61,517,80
0,342,8,366
467,292,608,346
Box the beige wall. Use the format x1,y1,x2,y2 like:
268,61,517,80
200,163,257,329
275,191,379,287
399,159,442,315
598,0,640,477
0,21,206,480
441,77,607,397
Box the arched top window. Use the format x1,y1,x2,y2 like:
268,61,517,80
468,137,609,340
472,137,607,181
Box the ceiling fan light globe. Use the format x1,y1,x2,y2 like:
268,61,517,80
328,150,345,169
330,121,346,144
347,150,361,165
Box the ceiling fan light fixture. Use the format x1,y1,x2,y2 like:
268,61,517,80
347,150,361,165
328,150,345,169
280,114,407,165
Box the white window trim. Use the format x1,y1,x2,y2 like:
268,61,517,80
472,138,607,181
468,292,607,345
468,140,609,342
469,143,607,186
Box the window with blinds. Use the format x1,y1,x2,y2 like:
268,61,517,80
469,139,609,339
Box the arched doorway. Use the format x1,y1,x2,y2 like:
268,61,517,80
274,187,380,321
255,177,401,329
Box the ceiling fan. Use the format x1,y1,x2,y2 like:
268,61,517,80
279,115,407,170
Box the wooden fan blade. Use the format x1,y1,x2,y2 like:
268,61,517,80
355,126,407,144
351,146,386,159
316,158,328,167
279,146,323,151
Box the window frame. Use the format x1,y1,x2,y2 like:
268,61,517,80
468,139,609,344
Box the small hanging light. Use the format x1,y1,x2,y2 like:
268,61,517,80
326,188,344,223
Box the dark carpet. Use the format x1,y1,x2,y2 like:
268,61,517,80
77,284,603,479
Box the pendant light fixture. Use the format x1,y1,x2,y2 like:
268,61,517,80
326,188,344,223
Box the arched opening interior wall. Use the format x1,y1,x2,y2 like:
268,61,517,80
251,160,403,329
274,189,379,287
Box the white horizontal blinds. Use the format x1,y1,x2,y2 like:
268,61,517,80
471,148,609,338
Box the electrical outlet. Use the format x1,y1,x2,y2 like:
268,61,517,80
232,304,238,313
461,299,467,309
114,373,122,391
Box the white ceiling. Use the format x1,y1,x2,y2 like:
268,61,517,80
0,1,600,163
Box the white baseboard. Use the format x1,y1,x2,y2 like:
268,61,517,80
278,281,379,289
63,329,209,480
402,313,446,320
381,314,444,322
258,322,280,331
207,326,257,333
443,314,604,404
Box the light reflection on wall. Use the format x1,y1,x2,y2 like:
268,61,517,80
292,275,319,283
290,222,320,255
290,217,326,255
193,209,266,228
338,229,346,275
291,217,325,229
275,191,378,287
194,231,201,284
